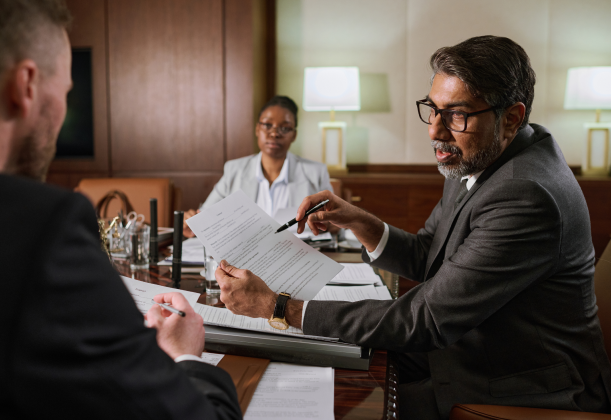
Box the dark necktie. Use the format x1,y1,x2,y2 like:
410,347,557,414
454,178,469,209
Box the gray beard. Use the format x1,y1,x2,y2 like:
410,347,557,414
432,127,502,180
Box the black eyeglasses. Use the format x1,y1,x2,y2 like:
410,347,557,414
416,100,498,132
258,122,295,136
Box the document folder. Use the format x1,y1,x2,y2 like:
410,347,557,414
205,326,373,371
216,354,269,414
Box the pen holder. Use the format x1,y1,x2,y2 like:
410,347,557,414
128,225,150,270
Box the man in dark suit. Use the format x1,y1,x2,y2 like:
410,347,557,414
216,36,611,418
0,1,241,418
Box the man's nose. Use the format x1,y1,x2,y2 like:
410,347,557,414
428,113,451,141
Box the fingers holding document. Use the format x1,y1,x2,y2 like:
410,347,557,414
215,260,277,319
146,292,205,359
216,260,305,329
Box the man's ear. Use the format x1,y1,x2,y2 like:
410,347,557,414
8,59,39,119
501,102,526,140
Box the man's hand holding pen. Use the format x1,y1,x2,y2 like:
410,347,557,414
146,293,206,359
296,190,385,253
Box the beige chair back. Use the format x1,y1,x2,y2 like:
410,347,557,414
75,178,180,227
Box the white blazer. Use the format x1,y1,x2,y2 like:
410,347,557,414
201,152,333,210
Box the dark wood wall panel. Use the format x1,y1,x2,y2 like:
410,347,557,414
50,0,109,175
578,178,611,259
340,171,611,259
225,0,255,160
107,0,225,172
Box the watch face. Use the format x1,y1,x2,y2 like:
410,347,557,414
269,319,289,330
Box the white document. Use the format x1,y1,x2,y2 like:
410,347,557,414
313,285,380,302
160,237,206,265
120,276,200,315
375,285,393,300
186,190,343,301
199,352,224,366
195,303,339,342
244,363,334,420
328,263,382,285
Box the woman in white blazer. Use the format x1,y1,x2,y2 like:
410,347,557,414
183,96,332,237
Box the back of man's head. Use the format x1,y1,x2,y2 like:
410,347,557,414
430,35,536,130
0,0,71,76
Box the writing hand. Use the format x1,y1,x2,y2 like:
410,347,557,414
295,190,385,252
145,292,205,359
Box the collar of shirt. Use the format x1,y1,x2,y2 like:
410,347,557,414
255,152,290,186
461,169,484,191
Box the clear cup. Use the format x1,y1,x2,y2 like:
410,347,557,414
203,248,220,294
127,225,150,270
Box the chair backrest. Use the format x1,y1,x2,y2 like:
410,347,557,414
594,239,611,360
75,178,177,227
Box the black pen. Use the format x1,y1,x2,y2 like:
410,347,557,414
275,200,330,233
151,299,186,317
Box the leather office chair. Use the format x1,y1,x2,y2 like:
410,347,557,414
450,240,611,419
75,178,182,227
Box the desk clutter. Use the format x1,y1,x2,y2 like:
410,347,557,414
120,276,340,419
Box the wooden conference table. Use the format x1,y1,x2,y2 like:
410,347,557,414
114,251,398,420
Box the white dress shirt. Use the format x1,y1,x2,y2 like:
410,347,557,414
301,170,484,324
255,152,290,217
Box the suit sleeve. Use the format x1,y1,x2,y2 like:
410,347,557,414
362,197,443,281
304,179,562,353
202,161,234,210
11,193,242,420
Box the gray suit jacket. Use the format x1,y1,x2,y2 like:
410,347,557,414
202,152,333,210
303,124,611,417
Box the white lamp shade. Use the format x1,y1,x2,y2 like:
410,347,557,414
303,67,360,111
564,67,611,110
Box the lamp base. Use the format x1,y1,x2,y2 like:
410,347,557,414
582,123,610,177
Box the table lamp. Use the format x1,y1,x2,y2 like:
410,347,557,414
303,67,360,175
564,67,611,176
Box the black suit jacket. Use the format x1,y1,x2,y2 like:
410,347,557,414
303,124,611,417
1,174,242,419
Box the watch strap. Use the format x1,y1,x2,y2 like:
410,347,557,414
273,293,291,319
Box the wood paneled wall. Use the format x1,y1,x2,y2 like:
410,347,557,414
48,0,265,211
338,169,611,259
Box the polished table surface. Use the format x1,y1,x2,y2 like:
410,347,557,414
114,252,391,420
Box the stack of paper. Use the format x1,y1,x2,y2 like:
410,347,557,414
159,237,206,266
328,263,383,286
120,276,200,313
244,363,334,420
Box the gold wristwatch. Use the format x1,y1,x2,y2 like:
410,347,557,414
268,292,291,330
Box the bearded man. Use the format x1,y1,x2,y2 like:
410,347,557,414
215,35,611,419
1,1,241,418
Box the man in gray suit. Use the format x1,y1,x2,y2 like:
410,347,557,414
216,36,611,418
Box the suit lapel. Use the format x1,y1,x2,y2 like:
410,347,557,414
423,125,537,280
286,153,312,207
240,155,260,203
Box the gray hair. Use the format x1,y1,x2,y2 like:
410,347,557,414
430,35,536,129
0,0,72,75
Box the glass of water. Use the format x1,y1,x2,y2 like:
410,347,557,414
203,247,220,294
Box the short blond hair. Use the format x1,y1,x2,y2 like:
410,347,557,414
0,0,72,75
